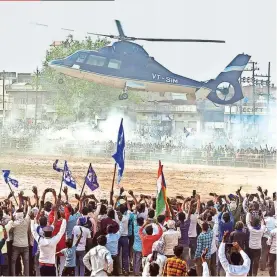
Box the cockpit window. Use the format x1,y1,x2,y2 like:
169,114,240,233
108,59,121,69
76,53,87,63
86,55,106,67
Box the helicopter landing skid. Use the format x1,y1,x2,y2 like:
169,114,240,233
118,87,128,100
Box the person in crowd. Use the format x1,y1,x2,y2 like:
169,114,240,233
246,211,266,276
139,219,163,267
194,221,213,276
229,221,248,251
106,224,122,276
0,224,8,276
267,221,277,276
162,220,181,258
133,217,144,276
218,231,250,276
72,216,92,276
58,227,83,276
83,235,113,277
162,245,187,276
31,211,67,276
143,240,167,277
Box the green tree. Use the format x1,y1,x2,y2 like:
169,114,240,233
39,35,143,121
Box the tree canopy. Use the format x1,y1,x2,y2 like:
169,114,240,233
39,35,143,121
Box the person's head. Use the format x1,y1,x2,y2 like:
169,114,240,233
100,204,107,215
167,220,175,230
222,212,230,223
253,201,259,211
202,222,209,232
82,206,89,216
44,201,52,212
137,217,144,227
145,224,154,235
149,262,160,277
97,235,107,246
148,209,155,219
187,267,197,276
42,226,54,238
235,221,244,231
230,252,242,265
173,245,183,258
107,209,115,219
39,216,48,228
207,200,214,208
117,211,123,221
137,203,145,214
252,217,261,228
178,212,186,222
119,204,127,215
65,238,73,248
157,215,165,225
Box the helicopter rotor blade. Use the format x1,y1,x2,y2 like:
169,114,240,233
115,20,126,38
131,38,225,43
87,32,118,39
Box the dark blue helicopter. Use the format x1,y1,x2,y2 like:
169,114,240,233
48,20,251,105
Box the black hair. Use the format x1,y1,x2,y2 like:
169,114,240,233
148,209,155,219
187,267,197,276
202,222,209,232
252,217,261,228
145,225,153,235
82,206,89,216
230,252,242,265
97,235,107,246
107,224,114,234
222,212,230,223
137,217,144,226
100,205,107,215
119,204,127,215
157,215,165,224
178,212,186,222
107,209,115,219
150,251,158,262
173,245,183,257
66,238,73,248
149,262,160,276
39,216,47,227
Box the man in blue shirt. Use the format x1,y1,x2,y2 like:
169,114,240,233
106,224,122,276
133,216,144,276
218,208,234,243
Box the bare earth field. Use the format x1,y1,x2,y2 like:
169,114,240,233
0,153,276,201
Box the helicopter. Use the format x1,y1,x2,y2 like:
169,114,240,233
48,20,251,105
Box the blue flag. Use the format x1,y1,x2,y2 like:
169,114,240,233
112,118,125,185
63,161,76,189
85,164,99,191
2,170,19,188
184,127,190,138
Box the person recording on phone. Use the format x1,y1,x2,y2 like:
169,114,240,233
218,231,250,277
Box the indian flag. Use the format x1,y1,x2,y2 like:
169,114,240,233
156,160,170,217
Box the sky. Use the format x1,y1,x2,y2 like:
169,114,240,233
0,0,276,83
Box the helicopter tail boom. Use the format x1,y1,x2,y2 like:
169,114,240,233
201,53,251,105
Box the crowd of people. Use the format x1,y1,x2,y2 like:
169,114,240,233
0,184,276,277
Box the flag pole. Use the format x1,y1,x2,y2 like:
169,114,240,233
59,162,66,195
110,163,117,206
80,163,91,199
6,181,18,206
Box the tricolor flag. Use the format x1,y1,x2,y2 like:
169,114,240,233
112,118,125,187
2,170,19,188
85,163,99,192
155,161,170,217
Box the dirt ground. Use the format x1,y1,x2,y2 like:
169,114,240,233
0,153,276,201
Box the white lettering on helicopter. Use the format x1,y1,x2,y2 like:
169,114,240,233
152,73,178,84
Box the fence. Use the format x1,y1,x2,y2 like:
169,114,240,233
0,138,275,169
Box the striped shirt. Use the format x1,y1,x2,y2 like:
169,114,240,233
246,212,265,249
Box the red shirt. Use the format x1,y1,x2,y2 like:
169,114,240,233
48,207,70,256
139,225,163,257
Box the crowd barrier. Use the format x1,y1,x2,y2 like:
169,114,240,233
0,138,276,169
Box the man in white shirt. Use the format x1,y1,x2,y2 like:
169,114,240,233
218,239,250,277
31,218,66,276
6,206,31,276
83,235,113,276
115,205,131,275
162,220,181,257
267,225,277,276
246,212,265,276
72,221,92,276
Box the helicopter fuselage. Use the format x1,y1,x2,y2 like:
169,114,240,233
49,41,206,99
